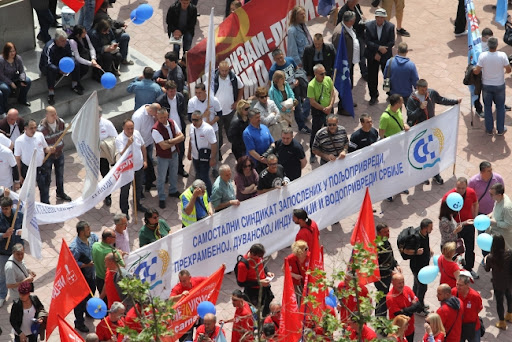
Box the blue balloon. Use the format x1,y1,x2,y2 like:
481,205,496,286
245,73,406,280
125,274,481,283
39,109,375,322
132,17,146,25
474,214,491,231
446,193,464,211
101,72,117,89
86,298,107,319
433,254,440,266
418,265,439,285
136,4,154,21
197,301,216,319
328,288,337,304
325,297,335,308
59,57,75,74
130,9,137,21
477,233,493,252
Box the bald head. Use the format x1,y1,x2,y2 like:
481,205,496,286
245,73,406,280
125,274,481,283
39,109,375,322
436,283,452,302
45,106,57,124
147,103,161,116
391,273,405,293
6,109,18,125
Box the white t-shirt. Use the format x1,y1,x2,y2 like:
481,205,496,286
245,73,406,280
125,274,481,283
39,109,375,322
215,75,244,115
187,96,222,131
152,120,182,153
0,134,11,148
477,51,509,86
0,145,16,188
99,117,118,141
14,132,48,167
132,105,155,147
189,122,217,160
8,122,21,143
115,130,145,170
166,96,182,131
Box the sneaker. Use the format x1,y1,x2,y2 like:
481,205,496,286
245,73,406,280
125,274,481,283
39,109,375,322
310,155,316,164
104,196,112,206
397,28,411,37
476,110,484,118
369,97,378,106
169,191,180,198
57,193,72,201
454,30,468,37
402,190,409,195
486,131,494,136
300,127,312,134
506,105,511,111
433,174,444,185
47,94,55,105
75,325,89,333
417,308,429,317
71,86,83,95
470,270,480,279
138,205,148,213
159,200,166,209
423,304,430,310
497,127,508,136
0,298,4,307
386,197,393,202
423,179,430,185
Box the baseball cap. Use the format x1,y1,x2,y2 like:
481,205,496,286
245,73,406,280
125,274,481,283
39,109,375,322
375,8,387,17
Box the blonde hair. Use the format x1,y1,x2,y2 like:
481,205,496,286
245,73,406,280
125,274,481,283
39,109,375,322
390,315,410,337
236,99,251,114
426,313,445,335
289,6,305,26
272,70,285,84
442,241,456,258
292,240,308,256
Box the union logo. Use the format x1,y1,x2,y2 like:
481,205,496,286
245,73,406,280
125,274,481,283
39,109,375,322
407,128,444,170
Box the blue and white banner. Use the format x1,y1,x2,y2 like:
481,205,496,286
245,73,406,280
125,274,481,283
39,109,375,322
125,105,460,298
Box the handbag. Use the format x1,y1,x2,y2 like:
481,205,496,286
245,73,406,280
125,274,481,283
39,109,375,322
504,21,512,46
371,0,381,7
193,128,211,163
383,57,394,92
7,260,34,292
456,237,465,255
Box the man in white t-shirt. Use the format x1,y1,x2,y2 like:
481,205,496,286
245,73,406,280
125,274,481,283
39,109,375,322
99,110,118,206
14,119,54,204
474,37,512,136
151,108,184,209
213,61,244,152
0,144,16,190
115,119,148,220
188,110,217,195
132,103,159,192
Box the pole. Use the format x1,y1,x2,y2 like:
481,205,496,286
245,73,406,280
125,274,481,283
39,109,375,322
206,61,212,109
4,200,21,250
133,179,138,224
42,124,72,164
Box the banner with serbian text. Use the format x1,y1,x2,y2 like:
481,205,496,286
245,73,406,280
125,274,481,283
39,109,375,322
10,150,134,225
125,106,460,298
187,0,320,96
162,265,225,342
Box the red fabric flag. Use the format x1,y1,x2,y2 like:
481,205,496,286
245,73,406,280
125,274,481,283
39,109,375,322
278,258,302,342
62,0,85,13
95,0,102,14
46,239,92,338
57,314,85,342
350,188,381,285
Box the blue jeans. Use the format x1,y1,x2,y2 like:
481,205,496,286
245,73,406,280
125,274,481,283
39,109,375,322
157,154,179,200
46,63,81,89
0,254,10,299
21,163,50,204
294,96,306,130
482,83,506,134
44,154,65,195
173,31,193,57
78,0,95,31
0,78,31,113
117,32,130,60
192,159,211,195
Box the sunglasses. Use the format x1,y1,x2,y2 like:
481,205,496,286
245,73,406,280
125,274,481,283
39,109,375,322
243,107,250,111
259,95,268,99
191,118,201,122
318,72,326,76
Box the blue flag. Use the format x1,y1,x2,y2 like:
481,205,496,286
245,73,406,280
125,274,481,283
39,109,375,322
496,0,508,26
318,0,335,17
466,0,482,104
215,324,227,342
334,27,355,117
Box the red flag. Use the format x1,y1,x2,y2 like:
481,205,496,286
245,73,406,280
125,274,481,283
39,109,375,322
62,0,85,13
350,188,381,285
278,258,302,342
94,0,102,14
47,239,91,338
57,314,85,342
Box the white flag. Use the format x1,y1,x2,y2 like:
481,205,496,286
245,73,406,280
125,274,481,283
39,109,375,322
71,91,100,199
20,149,42,259
204,7,216,101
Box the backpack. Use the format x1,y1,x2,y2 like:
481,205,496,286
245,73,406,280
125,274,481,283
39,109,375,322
397,226,418,260
504,21,512,46
234,255,250,287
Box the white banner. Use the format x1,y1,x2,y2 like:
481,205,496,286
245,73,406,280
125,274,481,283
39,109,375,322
125,106,460,298
71,91,100,199
11,150,135,225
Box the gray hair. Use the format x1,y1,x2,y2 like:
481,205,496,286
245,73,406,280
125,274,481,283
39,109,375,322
110,301,125,313
327,114,338,121
113,213,127,225
54,29,68,40
191,179,206,191
282,127,293,135
343,10,356,23
272,49,284,57
85,333,99,342
313,64,325,73
267,154,278,162
487,37,498,50
397,42,408,54
248,108,260,119
12,243,24,253
191,110,202,118
219,164,231,174
458,274,471,285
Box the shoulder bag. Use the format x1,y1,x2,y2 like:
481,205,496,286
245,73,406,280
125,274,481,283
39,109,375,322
193,128,211,163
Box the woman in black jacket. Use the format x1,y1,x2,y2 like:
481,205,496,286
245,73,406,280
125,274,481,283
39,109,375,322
10,282,47,342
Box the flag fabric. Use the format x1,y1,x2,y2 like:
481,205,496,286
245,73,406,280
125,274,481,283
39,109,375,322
19,149,42,259
57,314,85,342
205,7,216,102
278,258,302,342
318,0,335,17
95,0,103,14
496,0,508,26
71,91,100,199
465,0,482,105
350,188,380,285
334,27,355,117
46,239,91,338
62,0,84,13
216,324,228,342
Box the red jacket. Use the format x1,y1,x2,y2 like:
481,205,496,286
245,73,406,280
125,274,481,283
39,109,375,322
442,188,477,222
337,280,369,322
295,220,319,248
348,324,377,341
437,297,464,342
232,301,254,342
237,254,266,288
438,256,460,288
451,287,482,331
96,316,125,342
386,286,417,337
170,276,207,297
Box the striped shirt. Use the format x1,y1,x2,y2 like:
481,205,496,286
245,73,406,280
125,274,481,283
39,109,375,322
312,125,348,161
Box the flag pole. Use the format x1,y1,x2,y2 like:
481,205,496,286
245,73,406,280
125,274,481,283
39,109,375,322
133,180,138,223
42,124,72,164
4,200,21,250
207,61,212,109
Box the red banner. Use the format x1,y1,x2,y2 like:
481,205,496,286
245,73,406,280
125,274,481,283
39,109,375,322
62,0,85,13
163,265,226,341
278,258,302,342
350,188,381,285
57,314,85,342
47,240,91,338
187,0,320,95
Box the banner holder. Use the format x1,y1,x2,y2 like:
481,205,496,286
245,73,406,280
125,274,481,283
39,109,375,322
43,124,72,164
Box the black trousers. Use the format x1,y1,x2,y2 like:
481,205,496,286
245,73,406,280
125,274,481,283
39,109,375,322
412,270,427,306
375,273,392,317
244,286,274,317
457,224,475,271
367,57,388,99
310,109,327,150
495,288,512,320
455,0,467,34
74,276,96,327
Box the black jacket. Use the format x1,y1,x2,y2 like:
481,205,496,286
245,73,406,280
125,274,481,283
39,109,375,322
39,39,73,74
302,43,336,78
156,92,187,135
0,117,25,140
10,295,46,336
364,20,395,60
227,113,249,160
337,3,366,37
406,89,458,126
93,9,125,30
166,2,198,38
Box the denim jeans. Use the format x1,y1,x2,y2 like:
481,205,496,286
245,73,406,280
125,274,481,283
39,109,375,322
294,96,306,130
44,154,65,195
482,83,506,134
0,78,32,113
157,154,179,200
0,254,10,299
192,159,211,195
21,163,50,204
78,0,96,31
117,32,130,60
46,63,81,89
173,31,193,58
120,167,144,214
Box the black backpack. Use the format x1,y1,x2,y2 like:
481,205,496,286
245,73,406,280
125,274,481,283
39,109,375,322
397,226,418,260
234,255,250,287
504,21,512,46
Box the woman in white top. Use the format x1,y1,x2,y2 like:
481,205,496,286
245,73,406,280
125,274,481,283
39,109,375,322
253,87,282,141
68,25,101,89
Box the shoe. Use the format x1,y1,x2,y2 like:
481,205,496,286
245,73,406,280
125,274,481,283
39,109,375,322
402,190,409,195
470,270,480,279
423,304,430,310
145,183,155,192
0,298,4,307
310,155,316,164
75,325,89,333
121,59,134,65
498,127,508,136
112,69,121,76
454,30,468,37
178,170,189,178
18,101,30,106
397,28,411,37
353,103,357,107
486,131,494,136
433,174,444,185
57,193,72,201
423,179,430,185
476,110,484,118
505,312,512,323
169,191,180,198
159,200,166,209
72,86,83,95
138,205,148,213
496,320,507,330
417,308,429,317
361,74,368,82
104,196,112,206
300,127,312,134
47,94,55,105
76,83,85,91
386,197,393,202
369,97,378,106
506,105,511,111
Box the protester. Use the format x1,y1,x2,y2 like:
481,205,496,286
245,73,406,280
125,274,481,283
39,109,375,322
293,209,319,249
68,25,100,85
5,243,36,302
166,0,198,58
436,284,464,342
113,213,129,253
224,289,254,342
381,0,410,36
375,223,400,318
127,68,164,111
423,313,446,342
253,87,282,140
194,313,225,342
266,127,306,181
102,252,125,309
243,109,274,173
10,281,46,342
0,42,31,116
438,201,462,249
346,313,377,342
170,269,207,303
283,240,309,303
234,155,258,202
0,108,24,145
0,143,16,190
228,100,251,161
99,110,118,206
139,209,170,247
95,301,125,341
263,302,281,330
257,154,289,195
211,165,240,212
388,314,410,342
164,52,186,94
92,229,124,304
488,183,512,249
89,20,123,76
386,273,420,342
85,333,99,342
348,114,379,152
303,33,335,78
452,272,482,342
438,242,460,289
384,42,418,103
311,114,348,165
180,179,212,227
268,71,295,132
337,273,369,323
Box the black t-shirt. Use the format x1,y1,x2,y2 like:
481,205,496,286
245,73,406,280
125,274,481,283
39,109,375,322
258,165,285,190
348,128,379,152
274,139,305,181
410,227,431,273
